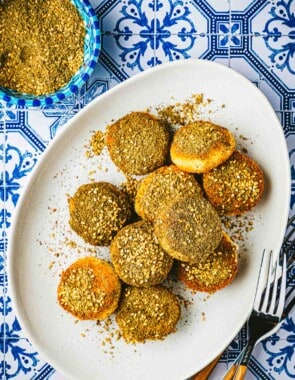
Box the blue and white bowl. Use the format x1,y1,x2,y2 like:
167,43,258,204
0,0,101,107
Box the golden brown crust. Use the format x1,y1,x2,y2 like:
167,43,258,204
57,257,121,320
202,150,264,215
69,182,131,246
116,286,180,343
178,232,238,293
154,195,223,263
135,165,202,222
110,221,173,287
106,111,170,175
170,120,236,173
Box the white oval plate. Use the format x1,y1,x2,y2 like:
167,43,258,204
8,59,290,380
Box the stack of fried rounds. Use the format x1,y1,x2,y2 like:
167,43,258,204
154,195,223,263
110,221,173,287
105,111,170,175
170,120,236,173
178,232,238,293
58,111,265,344
202,150,265,215
135,165,202,222
68,182,131,246
57,257,121,320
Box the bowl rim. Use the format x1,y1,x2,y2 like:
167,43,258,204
0,0,101,107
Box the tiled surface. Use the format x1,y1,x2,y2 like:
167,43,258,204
1,0,295,379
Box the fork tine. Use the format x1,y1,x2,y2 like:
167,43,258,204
259,250,274,313
268,252,281,314
253,249,270,310
222,248,288,380
275,253,287,317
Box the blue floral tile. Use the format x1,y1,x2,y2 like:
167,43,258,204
2,289,27,343
278,111,289,136
102,33,156,77
229,34,295,116
96,0,156,34
0,286,55,378
229,0,259,12
24,111,54,145
1,279,56,380
154,34,210,64
204,35,230,60
1,334,53,380
229,55,262,85
229,54,285,112
209,56,230,67
193,0,231,36
261,318,295,379
251,35,295,92
154,0,208,35
214,313,295,380
0,104,18,126
230,0,267,34
203,0,229,13
40,97,93,139
284,112,295,136
259,78,284,112
250,0,294,36
86,61,113,92
0,253,5,321
4,133,41,197
217,19,243,48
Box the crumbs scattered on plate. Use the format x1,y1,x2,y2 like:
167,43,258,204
40,93,260,356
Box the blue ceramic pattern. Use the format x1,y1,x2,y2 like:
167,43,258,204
114,1,198,69
262,317,295,378
0,0,295,379
263,1,295,75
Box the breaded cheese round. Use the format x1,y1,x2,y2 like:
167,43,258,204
68,182,131,246
57,257,121,320
154,195,223,262
178,232,238,293
135,165,202,222
170,120,236,173
116,286,180,343
110,221,173,287
106,111,170,175
203,150,264,215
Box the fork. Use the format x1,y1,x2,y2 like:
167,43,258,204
193,216,294,380
222,248,287,380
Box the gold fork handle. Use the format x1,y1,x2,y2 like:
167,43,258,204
234,365,247,379
192,354,222,379
223,365,237,380
223,364,247,380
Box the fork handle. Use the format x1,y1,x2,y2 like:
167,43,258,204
233,365,247,379
223,365,248,380
222,340,255,379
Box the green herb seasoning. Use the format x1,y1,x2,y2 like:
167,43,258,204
0,0,85,95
